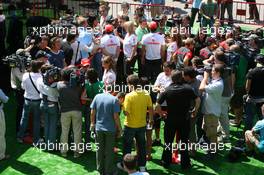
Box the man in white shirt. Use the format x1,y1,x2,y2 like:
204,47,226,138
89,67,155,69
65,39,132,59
17,60,44,145
141,21,165,83
100,24,120,62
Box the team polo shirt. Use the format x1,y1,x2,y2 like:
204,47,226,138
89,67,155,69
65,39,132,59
141,33,165,61
123,90,153,128
100,34,120,56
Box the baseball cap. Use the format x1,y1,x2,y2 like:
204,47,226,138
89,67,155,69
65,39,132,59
149,21,158,31
81,58,91,67
105,24,113,33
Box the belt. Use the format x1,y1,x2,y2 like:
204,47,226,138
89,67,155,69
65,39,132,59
25,98,41,102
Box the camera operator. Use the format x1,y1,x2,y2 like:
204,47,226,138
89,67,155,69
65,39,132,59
57,67,83,158
173,38,195,69
242,34,261,70
199,64,224,157
30,36,50,60
10,49,31,133
229,45,248,127
199,37,218,60
141,21,166,83
17,60,45,145
244,54,264,131
37,64,59,149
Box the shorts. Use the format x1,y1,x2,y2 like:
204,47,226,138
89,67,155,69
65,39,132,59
230,87,246,109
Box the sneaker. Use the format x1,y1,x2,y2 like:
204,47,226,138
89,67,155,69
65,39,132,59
152,139,162,146
117,162,125,172
74,152,81,158
139,166,147,172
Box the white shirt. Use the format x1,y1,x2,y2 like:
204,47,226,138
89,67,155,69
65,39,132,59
123,34,137,58
71,40,90,65
21,72,42,100
100,34,120,56
102,69,116,85
142,33,165,60
154,72,172,106
10,68,24,89
36,77,59,102
166,42,178,62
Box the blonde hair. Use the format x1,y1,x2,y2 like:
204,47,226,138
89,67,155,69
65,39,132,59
102,56,115,71
124,21,135,34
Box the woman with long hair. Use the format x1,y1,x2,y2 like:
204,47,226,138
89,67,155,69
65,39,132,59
123,21,138,76
102,56,116,86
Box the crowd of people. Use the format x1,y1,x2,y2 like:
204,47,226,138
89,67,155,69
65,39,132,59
0,1,264,175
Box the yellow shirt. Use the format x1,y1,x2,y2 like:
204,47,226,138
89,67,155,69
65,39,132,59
123,90,152,128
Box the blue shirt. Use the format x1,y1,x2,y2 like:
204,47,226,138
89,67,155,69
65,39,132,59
142,0,164,5
90,93,120,132
78,27,93,58
253,119,264,142
253,119,264,152
203,78,224,116
48,50,65,69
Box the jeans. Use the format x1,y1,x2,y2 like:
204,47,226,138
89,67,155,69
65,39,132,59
92,52,103,80
96,131,116,174
123,126,146,167
17,99,41,144
220,3,233,25
162,118,190,168
40,101,59,146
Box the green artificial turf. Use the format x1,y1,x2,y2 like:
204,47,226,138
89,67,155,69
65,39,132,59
0,92,264,175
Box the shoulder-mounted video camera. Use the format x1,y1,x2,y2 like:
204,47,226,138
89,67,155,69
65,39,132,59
3,51,32,71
